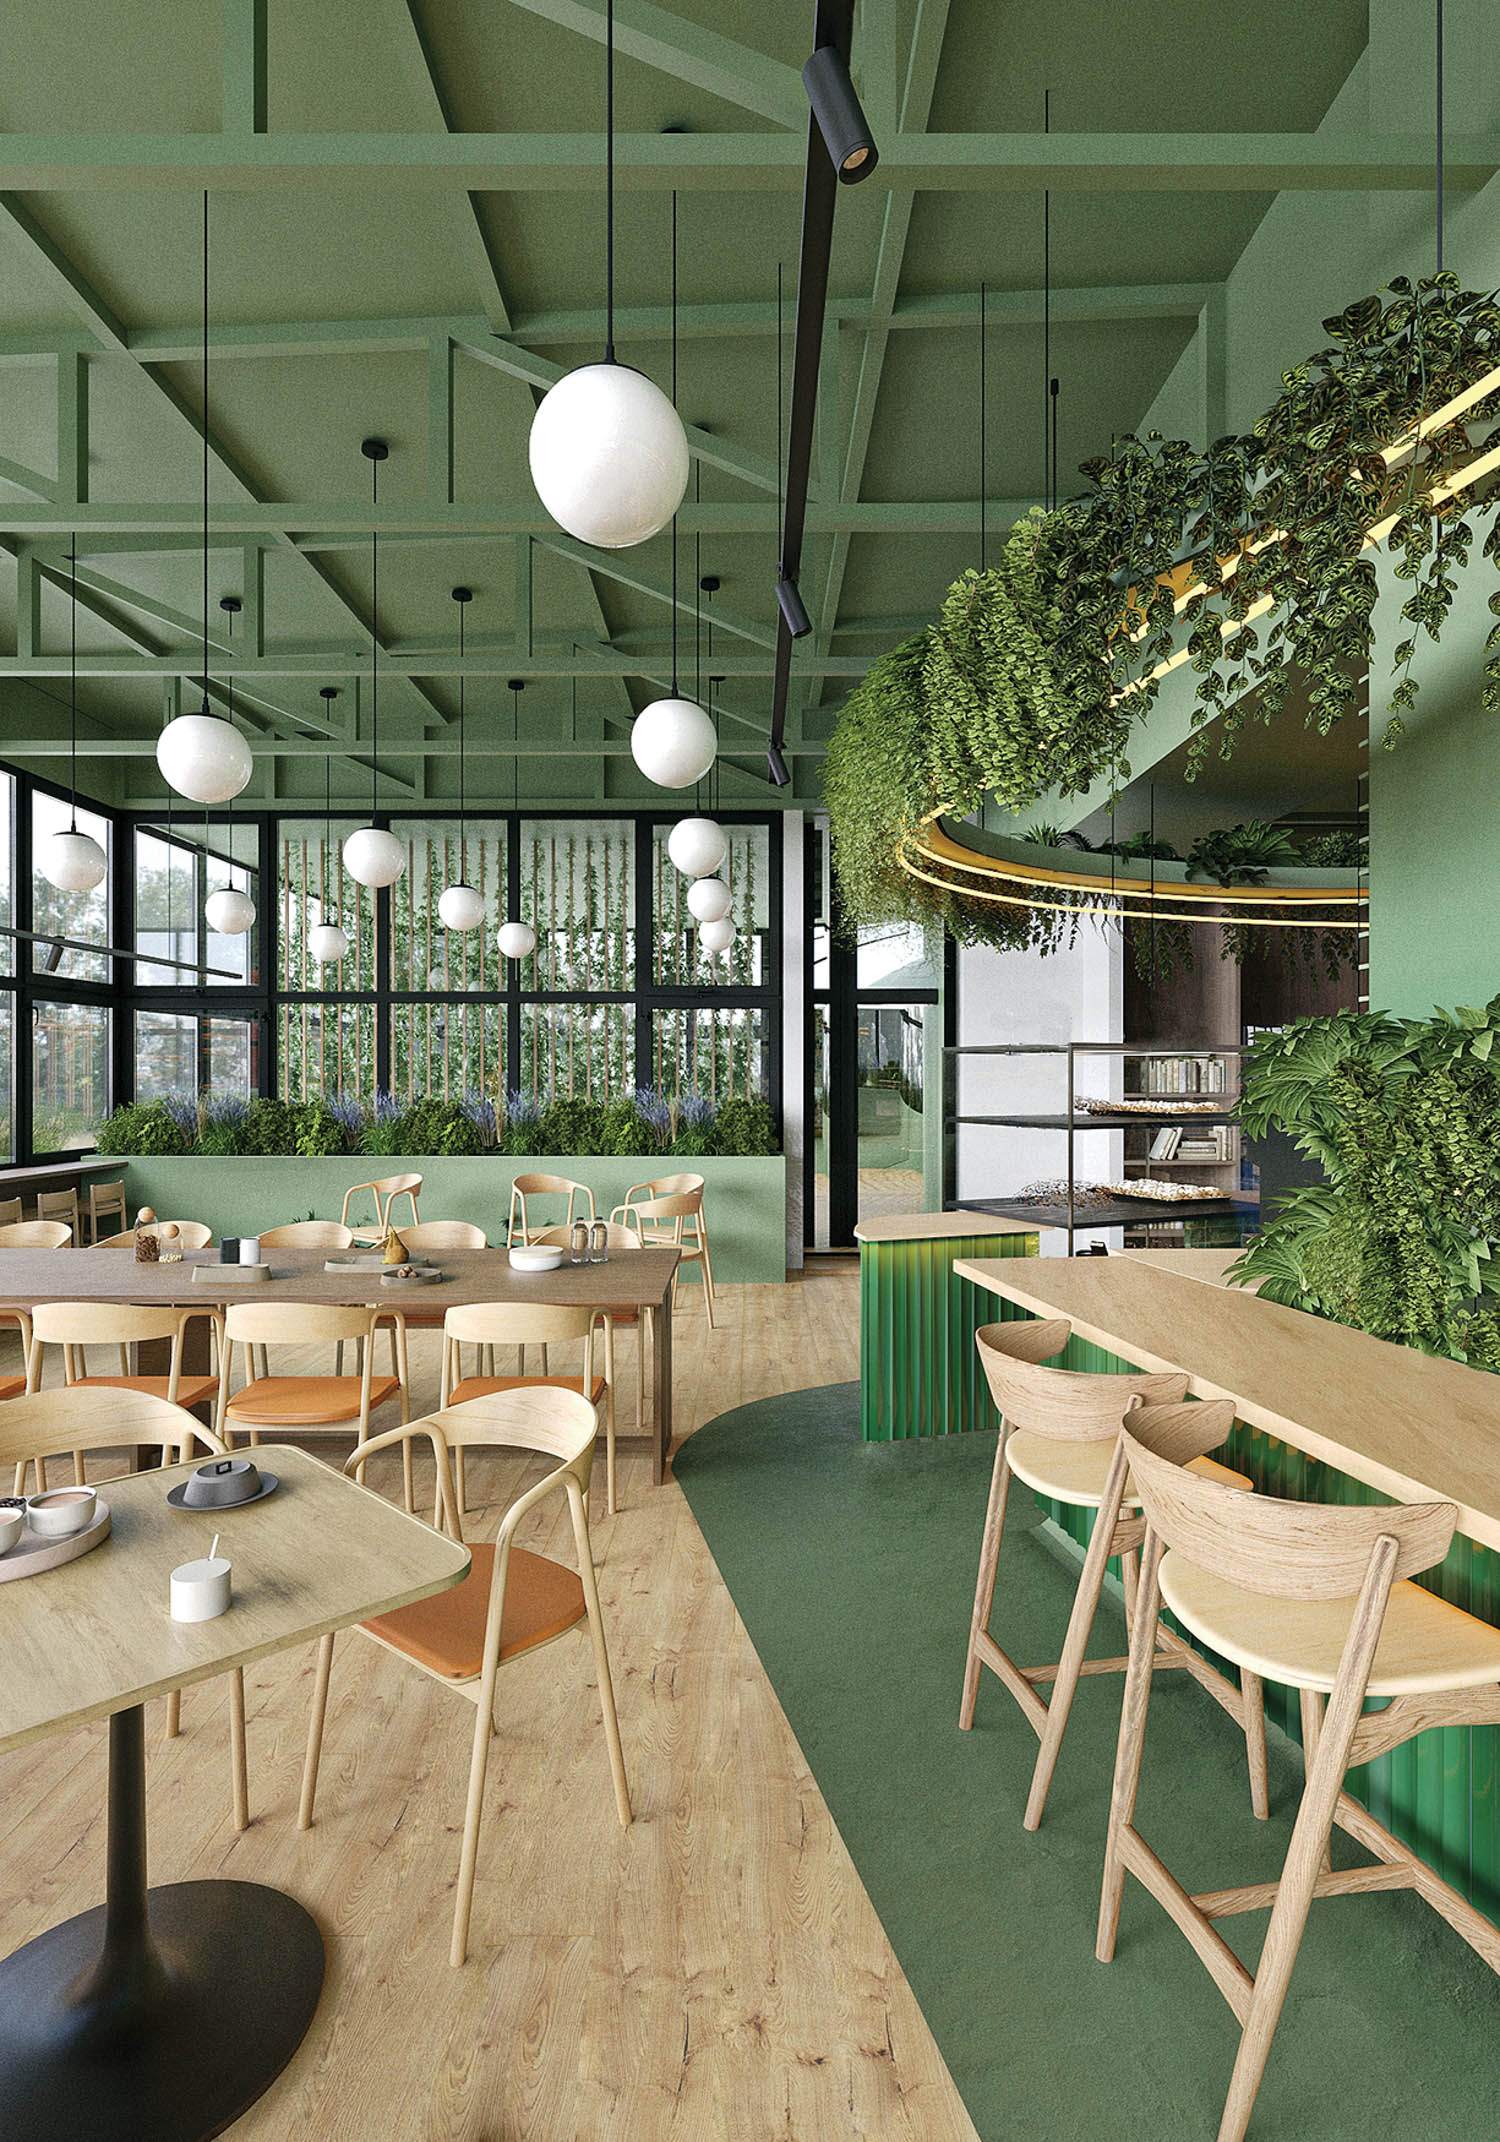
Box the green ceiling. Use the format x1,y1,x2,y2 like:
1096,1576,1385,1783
0,0,1391,815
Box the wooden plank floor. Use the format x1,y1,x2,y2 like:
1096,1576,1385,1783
0,1266,980,2141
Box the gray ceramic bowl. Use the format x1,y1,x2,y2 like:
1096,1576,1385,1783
181,1457,263,1509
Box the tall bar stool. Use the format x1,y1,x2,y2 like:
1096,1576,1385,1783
1098,1420,1500,2142
960,1320,1268,1831
86,1179,127,1242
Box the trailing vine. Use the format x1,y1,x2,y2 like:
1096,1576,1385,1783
825,275,1500,943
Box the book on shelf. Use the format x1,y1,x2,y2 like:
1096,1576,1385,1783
1148,1126,1182,1161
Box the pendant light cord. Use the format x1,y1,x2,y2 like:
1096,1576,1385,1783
369,454,379,820
201,189,211,708
512,682,520,814
670,188,679,691
979,280,987,569
1436,0,1445,273
1042,91,1051,510
456,595,466,822
68,538,79,828
604,0,615,362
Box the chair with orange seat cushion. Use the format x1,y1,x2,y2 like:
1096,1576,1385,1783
532,1219,647,1454
377,1221,487,1353
297,1385,631,1966
24,1301,224,1493
439,1300,619,1515
215,1300,414,1508
0,1308,31,1411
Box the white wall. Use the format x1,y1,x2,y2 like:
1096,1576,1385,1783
955,919,1124,1254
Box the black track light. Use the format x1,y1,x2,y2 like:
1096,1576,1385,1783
776,575,811,639
802,46,879,184
766,740,791,788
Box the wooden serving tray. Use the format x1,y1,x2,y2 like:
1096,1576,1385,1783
0,1500,111,1582
379,1268,444,1286
193,1262,271,1284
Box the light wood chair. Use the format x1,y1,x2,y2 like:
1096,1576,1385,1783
0,1307,33,1417
399,1220,486,1252
610,1188,714,1327
0,1385,248,1828
0,1219,73,1249
439,1300,620,1514
259,1220,355,1250
37,1188,81,1242
1098,1419,1500,2142
216,1299,414,1507
339,1173,423,1245
0,1197,22,1228
86,1179,127,1242
960,1320,1268,1832
298,1385,631,1965
507,1173,594,1247
25,1301,224,1490
533,1220,647,1458
95,1220,214,1251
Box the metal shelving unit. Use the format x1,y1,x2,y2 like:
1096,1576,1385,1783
943,1040,1256,1252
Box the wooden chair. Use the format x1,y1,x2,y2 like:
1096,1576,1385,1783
259,1221,355,1250
439,1300,620,1514
533,1220,647,1459
339,1173,423,1246
297,1386,631,1965
400,1220,486,1252
1098,1419,1500,2142
0,1385,248,1829
507,1173,594,1247
0,1220,73,1249
960,1320,1268,1832
610,1188,714,1327
216,1299,414,1508
37,1188,81,1242
0,1197,22,1228
25,1301,224,1491
86,1179,127,1242
95,1220,213,1251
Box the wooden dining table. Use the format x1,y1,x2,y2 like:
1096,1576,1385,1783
0,1441,469,2142
0,1241,683,1482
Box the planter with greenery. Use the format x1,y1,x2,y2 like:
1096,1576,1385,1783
1229,1000,1500,1369
826,274,1500,949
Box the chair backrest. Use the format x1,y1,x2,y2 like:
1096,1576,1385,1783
619,1192,700,1226
0,1384,222,1472
443,1300,597,1347
0,1220,73,1249
1120,1423,1457,1600
975,1319,1187,1442
348,1387,598,1545
260,1220,355,1249
38,1189,80,1226
400,1220,486,1250
0,1198,20,1229
629,1172,704,1199
32,1300,194,1348
507,1174,595,1244
339,1174,423,1233
94,1220,213,1251
89,1180,127,1221
224,1299,380,1348
532,1221,642,1253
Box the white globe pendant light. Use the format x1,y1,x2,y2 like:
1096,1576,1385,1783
343,439,406,892
496,678,535,963
699,914,736,956
631,697,716,789
498,919,537,962
205,884,255,936
43,827,107,894
530,365,687,550
439,882,485,932
526,0,686,551
155,705,253,805
343,824,406,890
686,874,732,924
667,815,727,879
308,921,349,964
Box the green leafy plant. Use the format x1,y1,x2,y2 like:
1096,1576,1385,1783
1231,1002,1500,1369
712,1094,777,1158
294,1098,352,1158
95,1099,192,1158
244,1096,296,1155
1185,820,1300,887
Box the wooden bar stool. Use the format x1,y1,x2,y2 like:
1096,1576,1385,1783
1098,1420,1500,2142
34,1190,79,1243
86,1179,127,1242
960,1320,1268,1831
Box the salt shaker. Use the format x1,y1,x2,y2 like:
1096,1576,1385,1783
589,1219,609,1263
570,1217,590,1265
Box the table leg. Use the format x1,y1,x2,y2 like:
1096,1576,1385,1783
649,1296,673,1484
0,1704,324,2140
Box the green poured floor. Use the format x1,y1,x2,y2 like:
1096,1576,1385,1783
673,1385,1500,2141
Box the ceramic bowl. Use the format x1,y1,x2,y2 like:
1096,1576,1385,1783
509,1244,565,1272
26,1485,98,1538
0,1507,22,1554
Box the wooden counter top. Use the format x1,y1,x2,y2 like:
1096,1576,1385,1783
853,1209,1036,1245
954,1251,1500,1553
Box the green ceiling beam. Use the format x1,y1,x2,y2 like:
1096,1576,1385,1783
505,0,805,129
531,530,776,650
13,734,826,758
0,454,55,504
221,0,268,135
5,499,1037,537
0,651,868,678
0,132,1491,191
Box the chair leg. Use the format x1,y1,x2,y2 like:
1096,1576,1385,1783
455,1445,468,1517
569,1484,632,1829
699,1228,716,1325
229,1668,249,1832
166,1688,182,1739
1096,1530,1166,1963
1244,1670,1270,1821
298,1632,336,1831
335,1340,344,1378
451,1613,508,1968
1024,1445,1132,1830
959,1426,1012,1730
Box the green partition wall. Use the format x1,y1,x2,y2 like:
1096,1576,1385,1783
858,1229,1038,1441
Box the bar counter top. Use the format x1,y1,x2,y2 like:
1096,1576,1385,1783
954,1249,1500,1553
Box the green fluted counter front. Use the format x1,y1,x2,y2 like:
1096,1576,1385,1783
954,1248,1500,1932
855,1213,1038,1442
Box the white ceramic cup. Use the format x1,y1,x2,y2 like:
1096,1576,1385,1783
239,1236,262,1266
171,1554,232,1622
0,1507,23,1554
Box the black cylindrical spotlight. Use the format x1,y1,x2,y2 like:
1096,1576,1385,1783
777,575,811,639
766,740,791,788
802,46,879,184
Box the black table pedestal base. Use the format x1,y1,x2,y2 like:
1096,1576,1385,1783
0,1708,324,2141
